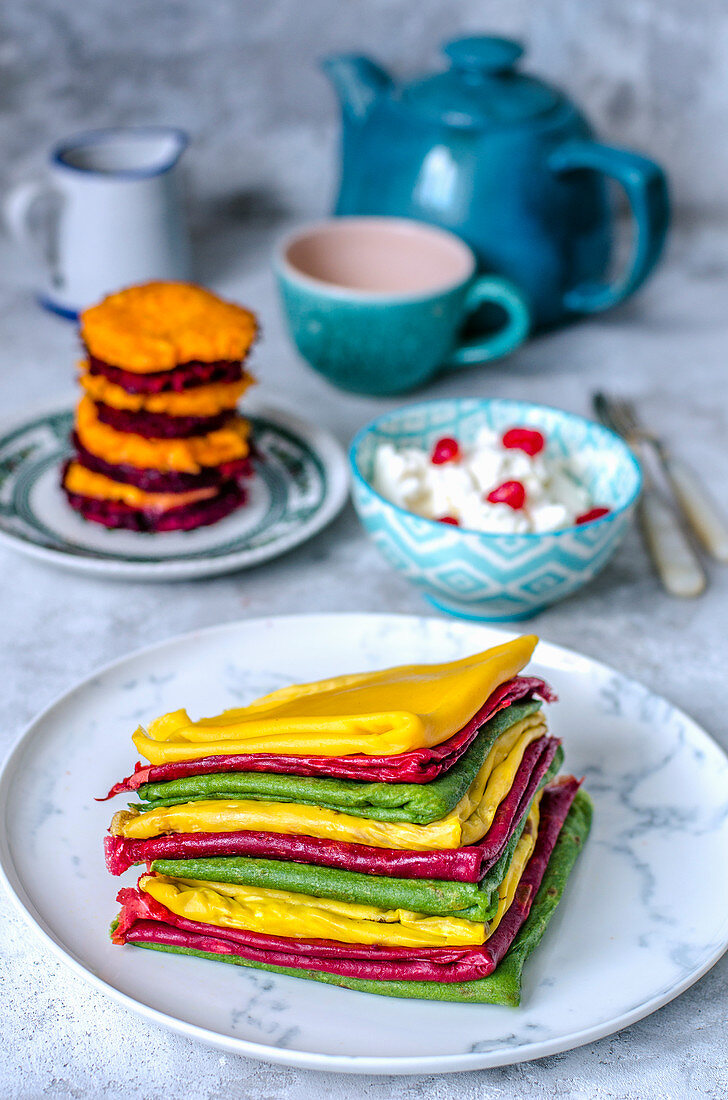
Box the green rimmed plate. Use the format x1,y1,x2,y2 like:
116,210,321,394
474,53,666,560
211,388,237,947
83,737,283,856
0,402,349,580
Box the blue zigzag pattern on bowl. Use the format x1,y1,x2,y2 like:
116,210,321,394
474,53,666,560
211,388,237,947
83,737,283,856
350,398,642,620
352,483,630,608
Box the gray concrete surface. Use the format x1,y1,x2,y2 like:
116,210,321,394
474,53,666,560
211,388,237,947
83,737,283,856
1,2,728,1093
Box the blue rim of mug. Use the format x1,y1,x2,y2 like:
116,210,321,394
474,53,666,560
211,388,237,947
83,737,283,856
51,126,189,180
275,216,478,303
37,295,79,321
349,397,643,540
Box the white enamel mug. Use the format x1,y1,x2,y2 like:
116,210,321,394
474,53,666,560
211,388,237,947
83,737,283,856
3,126,192,318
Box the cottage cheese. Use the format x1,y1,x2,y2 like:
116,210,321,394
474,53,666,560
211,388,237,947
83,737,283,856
372,426,599,534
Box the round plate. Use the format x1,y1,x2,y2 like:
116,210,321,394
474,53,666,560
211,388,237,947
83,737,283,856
1,614,727,1074
0,403,348,580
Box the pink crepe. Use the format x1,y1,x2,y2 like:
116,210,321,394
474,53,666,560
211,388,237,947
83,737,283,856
101,676,555,798
105,736,560,882
114,778,580,983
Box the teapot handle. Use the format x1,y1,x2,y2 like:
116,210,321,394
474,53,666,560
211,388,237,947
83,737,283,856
445,275,530,369
549,140,669,313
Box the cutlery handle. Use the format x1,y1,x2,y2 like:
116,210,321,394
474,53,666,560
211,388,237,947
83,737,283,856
661,455,728,563
639,490,707,597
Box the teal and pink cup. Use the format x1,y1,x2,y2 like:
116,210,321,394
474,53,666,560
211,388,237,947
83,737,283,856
275,217,530,396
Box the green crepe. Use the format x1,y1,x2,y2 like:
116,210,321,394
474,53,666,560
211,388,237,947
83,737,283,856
136,702,542,826
150,748,564,923
135,790,592,1006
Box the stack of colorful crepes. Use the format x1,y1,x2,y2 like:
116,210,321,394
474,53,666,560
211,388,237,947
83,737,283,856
61,281,258,532
103,635,591,1005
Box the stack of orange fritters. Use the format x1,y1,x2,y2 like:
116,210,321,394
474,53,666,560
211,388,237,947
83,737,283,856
61,282,257,532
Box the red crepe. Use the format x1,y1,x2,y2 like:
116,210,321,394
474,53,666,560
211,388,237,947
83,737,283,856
94,403,233,439
101,676,555,799
105,736,560,882
114,778,580,983
86,355,245,394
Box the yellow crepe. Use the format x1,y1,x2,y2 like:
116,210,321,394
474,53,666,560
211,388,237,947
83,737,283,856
113,712,545,850
142,874,484,947
132,636,537,763
139,797,541,948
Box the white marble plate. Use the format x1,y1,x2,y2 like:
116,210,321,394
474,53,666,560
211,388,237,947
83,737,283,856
0,400,348,580
1,614,727,1074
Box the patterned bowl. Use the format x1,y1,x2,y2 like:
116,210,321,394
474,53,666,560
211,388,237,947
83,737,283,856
349,398,642,621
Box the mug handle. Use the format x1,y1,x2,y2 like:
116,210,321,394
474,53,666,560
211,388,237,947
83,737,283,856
3,178,51,242
444,275,531,369
549,140,670,314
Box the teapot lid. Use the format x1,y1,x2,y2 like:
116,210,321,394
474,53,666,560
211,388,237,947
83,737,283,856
400,36,563,128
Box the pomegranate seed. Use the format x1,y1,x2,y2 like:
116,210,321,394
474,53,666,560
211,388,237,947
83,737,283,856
501,427,545,456
438,515,460,525
576,506,611,525
487,480,527,509
431,437,461,465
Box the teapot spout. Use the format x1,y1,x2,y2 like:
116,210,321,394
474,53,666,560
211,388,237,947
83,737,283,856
321,54,393,121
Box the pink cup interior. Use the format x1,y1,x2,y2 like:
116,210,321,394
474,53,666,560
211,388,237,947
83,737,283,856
283,219,474,295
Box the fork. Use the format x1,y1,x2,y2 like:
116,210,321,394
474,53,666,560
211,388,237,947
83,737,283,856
593,393,708,598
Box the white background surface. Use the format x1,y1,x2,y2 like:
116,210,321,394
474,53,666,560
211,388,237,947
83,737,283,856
2,217,728,1099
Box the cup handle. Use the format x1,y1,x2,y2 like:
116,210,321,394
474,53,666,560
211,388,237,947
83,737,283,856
549,140,670,314
444,275,531,369
3,179,50,242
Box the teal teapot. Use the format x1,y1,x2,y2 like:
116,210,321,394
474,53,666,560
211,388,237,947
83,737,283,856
323,37,669,330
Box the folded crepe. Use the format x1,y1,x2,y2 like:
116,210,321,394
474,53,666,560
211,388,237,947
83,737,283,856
130,703,547,822
118,790,547,951
113,780,591,1004
102,675,554,794
143,786,535,924
129,638,537,764
110,709,555,851
106,638,591,1006
105,735,562,881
